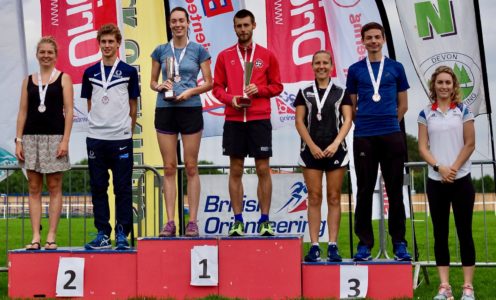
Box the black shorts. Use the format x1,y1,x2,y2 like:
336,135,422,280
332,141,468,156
222,120,272,158
299,142,349,171
155,107,203,135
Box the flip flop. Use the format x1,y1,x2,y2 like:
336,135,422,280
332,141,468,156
44,241,58,250
25,242,41,251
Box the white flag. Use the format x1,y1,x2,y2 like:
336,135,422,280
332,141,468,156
0,0,28,180
395,0,487,115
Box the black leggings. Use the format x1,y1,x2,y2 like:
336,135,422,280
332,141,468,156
427,174,475,266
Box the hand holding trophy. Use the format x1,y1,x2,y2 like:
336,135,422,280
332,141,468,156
238,61,253,108
163,56,177,101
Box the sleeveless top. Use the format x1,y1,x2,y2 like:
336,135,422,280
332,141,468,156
23,72,65,135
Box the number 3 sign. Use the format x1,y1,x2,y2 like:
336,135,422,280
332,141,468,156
190,245,218,286
56,257,85,297
340,265,368,299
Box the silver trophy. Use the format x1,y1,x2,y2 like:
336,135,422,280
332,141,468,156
238,61,253,107
163,56,176,101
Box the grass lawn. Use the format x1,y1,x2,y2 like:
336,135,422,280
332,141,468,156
1,212,495,299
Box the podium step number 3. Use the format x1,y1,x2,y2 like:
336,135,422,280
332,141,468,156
191,245,218,286
340,265,368,299
56,257,85,297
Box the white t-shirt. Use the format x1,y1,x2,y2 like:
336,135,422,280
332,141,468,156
417,102,474,181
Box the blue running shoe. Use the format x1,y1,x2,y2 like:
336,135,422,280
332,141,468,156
353,245,372,261
304,245,322,262
85,231,111,250
115,226,130,250
393,242,412,261
327,244,343,262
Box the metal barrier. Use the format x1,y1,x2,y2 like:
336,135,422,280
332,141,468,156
0,164,163,272
0,160,495,286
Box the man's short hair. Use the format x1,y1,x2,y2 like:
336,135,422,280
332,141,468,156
233,9,255,24
97,23,122,44
361,22,385,40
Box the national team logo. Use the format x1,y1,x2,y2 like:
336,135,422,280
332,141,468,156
420,52,480,106
255,58,263,68
276,182,308,214
114,70,122,78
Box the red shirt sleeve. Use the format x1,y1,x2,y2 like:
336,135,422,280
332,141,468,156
256,51,283,98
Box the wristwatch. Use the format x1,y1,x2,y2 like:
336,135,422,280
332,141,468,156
433,163,440,172
14,137,22,143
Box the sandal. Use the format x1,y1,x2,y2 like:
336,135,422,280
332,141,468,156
44,241,58,250
25,242,41,251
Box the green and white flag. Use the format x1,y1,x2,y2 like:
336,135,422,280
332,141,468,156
395,0,489,115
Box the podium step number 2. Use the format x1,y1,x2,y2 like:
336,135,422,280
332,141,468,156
340,265,368,299
56,257,85,297
191,245,218,286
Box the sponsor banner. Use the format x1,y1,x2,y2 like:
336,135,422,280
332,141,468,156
395,0,487,115
322,0,388,87
169,0,243,137
122,0,166,235
266,0,335,83
266,0,334,130
199,173,329,242
40,0,120,131
0,0,27,181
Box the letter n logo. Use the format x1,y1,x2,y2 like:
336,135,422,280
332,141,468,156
415,0,457,40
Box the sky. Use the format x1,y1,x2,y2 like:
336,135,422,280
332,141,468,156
19,0,496,174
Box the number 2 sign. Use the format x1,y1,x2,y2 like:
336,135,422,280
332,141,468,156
56,257,85,297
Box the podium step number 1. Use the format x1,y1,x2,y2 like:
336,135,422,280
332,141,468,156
56,257,85,297
340,265,368,299
191,245,218,286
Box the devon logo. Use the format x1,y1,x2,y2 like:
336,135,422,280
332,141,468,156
453,63,474,99
420,52,480,106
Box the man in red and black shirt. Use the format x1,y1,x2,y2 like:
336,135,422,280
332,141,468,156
213,9,283,237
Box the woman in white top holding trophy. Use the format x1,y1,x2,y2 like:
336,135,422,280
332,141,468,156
150,6,213,237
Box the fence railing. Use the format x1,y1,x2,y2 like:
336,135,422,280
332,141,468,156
0,160,495,283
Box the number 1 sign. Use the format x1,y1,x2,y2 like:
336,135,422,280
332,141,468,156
191,245,219,286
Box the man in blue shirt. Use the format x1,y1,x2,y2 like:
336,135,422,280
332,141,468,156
81,24,140,250
346,22,411,261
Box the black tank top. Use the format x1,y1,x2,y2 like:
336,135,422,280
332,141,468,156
23,73,65,135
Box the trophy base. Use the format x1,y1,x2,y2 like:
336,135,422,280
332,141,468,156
238,97,252,108
163,91,177,102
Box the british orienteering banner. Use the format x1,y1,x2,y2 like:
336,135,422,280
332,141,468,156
0,0,27,181
40,0,121,131
395,0,490,116
199,173,331,242
169,0,243,137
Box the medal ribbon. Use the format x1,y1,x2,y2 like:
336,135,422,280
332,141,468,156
37,68,58,108
312,79,333,120
100,58,120,96
366,55,384,100
236,42,256,72
170,39,190,77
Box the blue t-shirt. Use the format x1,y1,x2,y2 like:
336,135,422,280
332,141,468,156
151,42,210,108
346,57,409,137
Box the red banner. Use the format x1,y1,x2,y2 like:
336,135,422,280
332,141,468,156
40,0,118,84
266,0,335,83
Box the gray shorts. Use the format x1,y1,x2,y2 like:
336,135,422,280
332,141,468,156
22,135,71,174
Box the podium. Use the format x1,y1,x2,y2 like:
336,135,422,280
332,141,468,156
302,260,413,299
8,248,136,299
8,237,413,299
218,236,302,299
137,237,219,299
